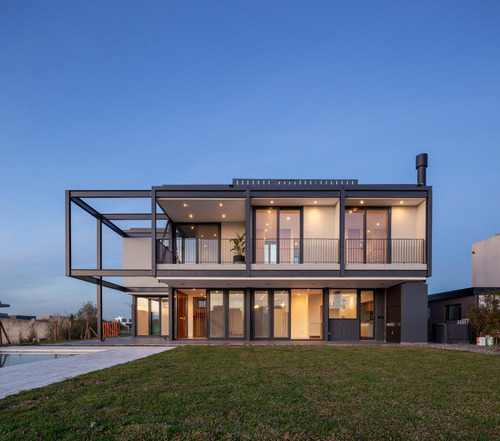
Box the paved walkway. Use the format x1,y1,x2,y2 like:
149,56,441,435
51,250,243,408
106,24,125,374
0,346,174,399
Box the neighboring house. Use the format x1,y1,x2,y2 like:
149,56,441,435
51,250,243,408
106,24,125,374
428,234,500,342
65,154,432,343
115,316,132,328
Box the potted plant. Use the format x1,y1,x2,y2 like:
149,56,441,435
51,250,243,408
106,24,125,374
229,232,246,263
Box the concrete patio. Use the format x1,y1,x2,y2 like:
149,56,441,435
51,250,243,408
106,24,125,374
0,345,174,399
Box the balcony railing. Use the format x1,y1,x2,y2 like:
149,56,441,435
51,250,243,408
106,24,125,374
345,238,426,264
157,238,426,265
253,238,339,264
157,238,238,264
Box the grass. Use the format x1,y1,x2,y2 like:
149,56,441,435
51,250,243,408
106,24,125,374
0,346,499,440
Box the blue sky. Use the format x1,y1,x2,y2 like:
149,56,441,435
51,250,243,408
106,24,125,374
1,1,499,319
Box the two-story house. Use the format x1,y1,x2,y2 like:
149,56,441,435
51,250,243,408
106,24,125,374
66,154,431,343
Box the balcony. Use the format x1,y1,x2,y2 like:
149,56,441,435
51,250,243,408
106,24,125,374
157,238,426,266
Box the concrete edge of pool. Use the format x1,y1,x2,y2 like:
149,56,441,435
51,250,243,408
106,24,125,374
0,345,175,400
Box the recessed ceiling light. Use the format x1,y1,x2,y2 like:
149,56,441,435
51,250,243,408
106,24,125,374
219,203,223,207
376,223,380,226
349,210,352,213
268,210,271,214
189,214,193,218
400,200,404,204
222,214,226,218
270,201,274,204
183,203,188,207
286,216,290,220
191,226,194,229
360,201,364,204
213,234,217,237
314,201,317,204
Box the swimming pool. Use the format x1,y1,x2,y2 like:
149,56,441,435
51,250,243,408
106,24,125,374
0,352,77,368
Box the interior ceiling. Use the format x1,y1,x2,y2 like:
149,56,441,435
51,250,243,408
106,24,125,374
345,198,425,207
158,278,419,289
158,198,245,223
251,198,338,206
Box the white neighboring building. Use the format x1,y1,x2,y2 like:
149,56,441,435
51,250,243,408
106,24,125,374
114,316,132,328
471,234,500,287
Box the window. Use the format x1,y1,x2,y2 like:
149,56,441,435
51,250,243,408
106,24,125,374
274,291,290,338
254,208,302,263
445,304,462,321
329,290,357,319
229,291,245,338
253,291,270,338
209,291,225,338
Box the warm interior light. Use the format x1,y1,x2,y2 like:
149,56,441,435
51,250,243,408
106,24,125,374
266,223,269,226
213,234,217,237
219,203,223,207
367,230,371,233
183,203,188,207
268,210,271,213
222,214,226,218
360,200,364,204
400,200,404,204
314,201,317,204
189,214,193,218
254,305,259,309
270,201,274,204
200,234,204,238
349,210,352,214
286,216,290,220
281,303,285,307
376,223,380,226
191,226,194,230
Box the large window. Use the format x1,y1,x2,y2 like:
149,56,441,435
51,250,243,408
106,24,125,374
175,224,220,264
209,291,225,338
274,291,290,338
445,304,462,321
254,291,270,338
229,291,245,338
329,290,357,319
161,298,169,336
291,289,323,339
254,208,301,263
136,297,161,336
345,208,389,263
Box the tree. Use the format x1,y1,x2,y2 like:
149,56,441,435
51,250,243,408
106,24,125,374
468,290,500,336
74,301,98,339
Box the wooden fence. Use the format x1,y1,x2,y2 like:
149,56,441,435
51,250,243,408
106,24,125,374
103,321,120,338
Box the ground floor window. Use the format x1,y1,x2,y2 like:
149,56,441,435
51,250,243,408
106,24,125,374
291,289,323,339
175,289,207,339
329,290,357,319
136,297,161,336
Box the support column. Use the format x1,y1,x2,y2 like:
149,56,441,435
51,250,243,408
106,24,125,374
245,188,251,276
339,187,345,276
131,295,137,337
65,191,71,277
97,279,103,341
168,286,174,340
151,188,157,277
97,217,104,341
245,288,251,341
323,288,329,341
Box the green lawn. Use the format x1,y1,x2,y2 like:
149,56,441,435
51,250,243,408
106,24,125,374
1,346,499,440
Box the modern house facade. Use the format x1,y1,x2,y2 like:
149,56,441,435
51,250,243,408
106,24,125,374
66,154,432,343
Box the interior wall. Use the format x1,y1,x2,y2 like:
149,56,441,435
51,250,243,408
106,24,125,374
187,295,193,338
416,201,426,239
391,207,418,238
303,206,336,238
291,289,322,339
221,222,246,262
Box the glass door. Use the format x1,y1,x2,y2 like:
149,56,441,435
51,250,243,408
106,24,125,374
360,291,374,339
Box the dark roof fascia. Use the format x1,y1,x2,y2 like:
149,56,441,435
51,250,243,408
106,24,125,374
428,287,499,302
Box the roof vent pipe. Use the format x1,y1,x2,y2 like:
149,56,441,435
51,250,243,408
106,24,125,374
415,153,428,186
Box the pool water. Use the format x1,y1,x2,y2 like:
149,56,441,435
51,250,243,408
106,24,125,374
0,352,77,368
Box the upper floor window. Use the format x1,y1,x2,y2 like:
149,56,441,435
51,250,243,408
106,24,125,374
345,208,389,263
254,208,301,263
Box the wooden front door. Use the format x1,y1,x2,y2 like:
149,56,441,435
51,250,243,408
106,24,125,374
193,297,206,338
177,293,187,338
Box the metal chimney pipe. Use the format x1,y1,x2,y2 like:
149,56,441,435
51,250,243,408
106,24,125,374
415,153,428,186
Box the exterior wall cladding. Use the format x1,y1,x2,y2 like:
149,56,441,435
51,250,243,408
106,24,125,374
66,155,432,343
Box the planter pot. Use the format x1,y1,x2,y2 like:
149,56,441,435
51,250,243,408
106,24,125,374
233,255,245,264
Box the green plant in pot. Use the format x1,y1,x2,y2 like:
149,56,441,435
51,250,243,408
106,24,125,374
230,232,246,263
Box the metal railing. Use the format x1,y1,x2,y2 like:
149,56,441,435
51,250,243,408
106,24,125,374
253,238,339,264
157,238,238,264
345,238,426,264
158,237,425,265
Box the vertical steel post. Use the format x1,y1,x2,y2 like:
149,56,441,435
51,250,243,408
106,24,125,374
151,188,157,277
245,188,251,276
339,187,345,275
97,217,103,341
65,191,72,276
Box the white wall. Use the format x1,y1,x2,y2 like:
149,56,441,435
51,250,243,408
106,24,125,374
416,201,426,239
472,234,500,287
391,207,417,238
122,237,160,288
303,206,337,238
221,222,246,263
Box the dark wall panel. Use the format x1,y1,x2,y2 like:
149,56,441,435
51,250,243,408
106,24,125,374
375,290,385,341
401,282,428,342
329,319,359,341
